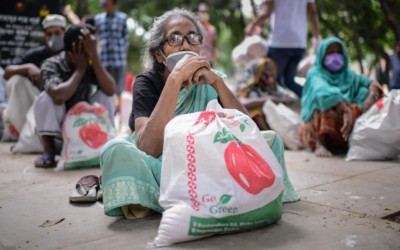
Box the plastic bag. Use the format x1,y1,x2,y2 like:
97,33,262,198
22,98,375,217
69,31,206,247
1,109,19,142
297,53,316,78
232,35,268,65
152,100,284,247
346,90,400,160
11,104,43,153
262,100,304,150
56,102,115,170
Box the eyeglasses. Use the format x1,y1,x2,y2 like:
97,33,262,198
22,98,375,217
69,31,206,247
163,33,203,47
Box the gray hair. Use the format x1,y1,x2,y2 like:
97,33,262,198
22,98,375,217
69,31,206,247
142,8,205,71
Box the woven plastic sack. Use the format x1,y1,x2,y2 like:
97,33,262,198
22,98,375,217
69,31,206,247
262,100,304,150
152,100,284,246
346,90,400,160
56,102,115,170
11,104,43,153
1,109,19,142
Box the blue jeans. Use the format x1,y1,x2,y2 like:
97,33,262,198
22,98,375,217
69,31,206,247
267,47,305,97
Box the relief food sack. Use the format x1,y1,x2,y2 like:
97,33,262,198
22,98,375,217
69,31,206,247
57,102,115,170
153,100,284,246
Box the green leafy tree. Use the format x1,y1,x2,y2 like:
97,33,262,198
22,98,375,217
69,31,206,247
60,0,400,84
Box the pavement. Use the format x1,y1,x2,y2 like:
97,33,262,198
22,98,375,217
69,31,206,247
0,141,399,250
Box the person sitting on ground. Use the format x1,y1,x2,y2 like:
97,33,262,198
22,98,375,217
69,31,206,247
3,14,66,135
100,8,299,220
33,24,116,168
300,37,384,157
237,57,297,130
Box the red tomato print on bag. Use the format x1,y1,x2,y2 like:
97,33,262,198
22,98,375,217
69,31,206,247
224,141,275,194
193,111,216,126
8,124,20,138
79,123,108,149
214,126,275,195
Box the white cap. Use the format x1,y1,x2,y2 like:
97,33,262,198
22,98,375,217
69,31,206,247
42,14,66,30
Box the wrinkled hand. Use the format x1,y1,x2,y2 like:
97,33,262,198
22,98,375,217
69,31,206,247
80,28,98,60
191,65,222,88
340,104,353,141
68,41,88,71
27,64,40,86
170,55,211,88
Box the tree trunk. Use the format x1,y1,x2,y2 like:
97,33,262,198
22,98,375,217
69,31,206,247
238,1,246,30
348,13,364,74
379,0,400,41
250,0,257,16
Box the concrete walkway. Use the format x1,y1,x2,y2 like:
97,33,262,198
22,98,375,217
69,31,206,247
0,141,399,250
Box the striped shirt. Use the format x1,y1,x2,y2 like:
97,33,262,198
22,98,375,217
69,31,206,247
95,11,129,68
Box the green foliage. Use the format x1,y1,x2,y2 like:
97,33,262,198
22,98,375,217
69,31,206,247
61,0,400,78
316,0,400,74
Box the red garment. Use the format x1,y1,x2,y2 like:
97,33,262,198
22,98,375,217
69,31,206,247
125,72,135,93
200,21,216,64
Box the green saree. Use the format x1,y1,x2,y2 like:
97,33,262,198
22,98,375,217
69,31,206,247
100,84,299,217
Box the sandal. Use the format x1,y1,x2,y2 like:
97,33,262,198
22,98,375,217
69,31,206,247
34,154,57,168
69,175,99,203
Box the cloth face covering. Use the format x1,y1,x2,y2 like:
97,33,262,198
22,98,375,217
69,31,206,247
162,51,199,72
323,53,344,72
47,35,64,52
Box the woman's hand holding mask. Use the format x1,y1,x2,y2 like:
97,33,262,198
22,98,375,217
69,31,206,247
169,54,211,88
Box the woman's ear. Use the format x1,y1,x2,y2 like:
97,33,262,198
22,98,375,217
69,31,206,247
154,48,164,64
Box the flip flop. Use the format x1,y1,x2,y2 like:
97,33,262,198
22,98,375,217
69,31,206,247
69,175,99,203
34,154,57,168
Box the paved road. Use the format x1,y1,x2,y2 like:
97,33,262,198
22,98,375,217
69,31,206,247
0,142,399,250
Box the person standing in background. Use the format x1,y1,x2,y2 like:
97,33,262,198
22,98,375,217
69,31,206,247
95,0,129,112
389,41,400,90
245,0,320,98
197,3,217,66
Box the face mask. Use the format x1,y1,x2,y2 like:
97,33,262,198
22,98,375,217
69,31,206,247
161,50,199,72
47,35,64,52
323,52,344,72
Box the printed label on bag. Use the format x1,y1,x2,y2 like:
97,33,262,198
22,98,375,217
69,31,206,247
188,194,283,236
202,194,238,215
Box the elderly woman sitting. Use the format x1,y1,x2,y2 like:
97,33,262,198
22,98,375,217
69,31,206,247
237,57,297,130
100,9,299,219
300,37,383,157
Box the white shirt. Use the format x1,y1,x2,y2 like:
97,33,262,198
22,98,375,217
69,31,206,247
265,0,314,48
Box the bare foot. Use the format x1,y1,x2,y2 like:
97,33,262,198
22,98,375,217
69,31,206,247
315,144,333,157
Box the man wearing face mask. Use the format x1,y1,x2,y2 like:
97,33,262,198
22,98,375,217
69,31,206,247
197,3,217,66
3,14,66,136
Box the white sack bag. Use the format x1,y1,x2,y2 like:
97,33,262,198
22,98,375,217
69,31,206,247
153,100,284,247
346,90,400,160
262,100,304,150
11,103,43,153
